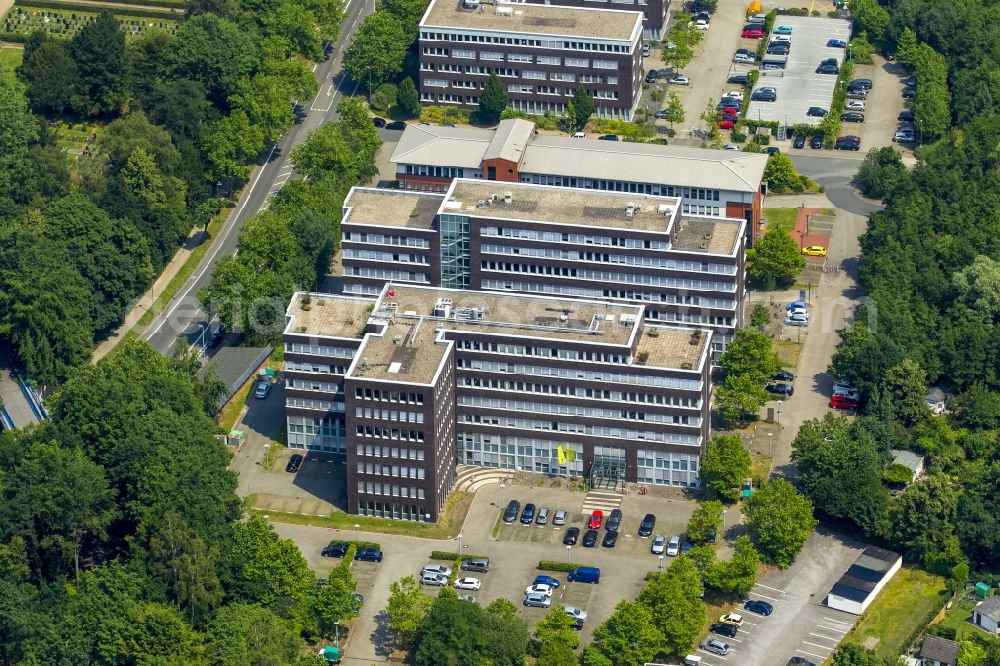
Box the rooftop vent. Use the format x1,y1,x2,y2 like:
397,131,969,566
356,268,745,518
433,298,453,318
393,335,403,344
388,362,402,374
503,191,513,204
462,0,480,8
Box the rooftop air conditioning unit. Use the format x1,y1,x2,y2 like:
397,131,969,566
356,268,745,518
625,208,634,218
503,191,513,204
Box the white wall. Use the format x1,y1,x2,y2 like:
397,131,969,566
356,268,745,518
826,593,863,615
860,555,903,613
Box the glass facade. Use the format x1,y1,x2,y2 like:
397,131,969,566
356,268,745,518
287,414,346,452
458,432,584,476
440,213,471,288
636,448,700,487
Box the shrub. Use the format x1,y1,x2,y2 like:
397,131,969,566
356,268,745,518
731,130,747,143
370,83,397,114
537,560,577,572
430,551,490,562
328,539,382,551
754,133,770,145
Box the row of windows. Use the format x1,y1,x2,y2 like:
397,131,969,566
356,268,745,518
480,279,735,315
288,415,346,437
287,397,337,411
650,311,735,327
419,33,633,54
355,408,426,423
637,450,700,471
286,378,342,394
454,338,629,364
458,413,700,445
286,361,347,374
480,261,736,292
458,396,702,425
343,283,384,296
343,249,429,265
356,463,426,479
287,343,356,358
402,164,470,178
480,226,669,249
343,231,431,249
357,483,426,499
355,426,426,442
353,388,425,404
456,357,703,390
356,444,426,460
346,266,430,283
521,174,730,205
458,376,701,408
479,244,737,275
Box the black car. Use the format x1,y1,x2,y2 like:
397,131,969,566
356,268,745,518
692,11,711,21
774,369,795,382
744,599,774,615
810,133,825,149
793,134,806,148
765,146,780,156
727,73,748,85
840,112,865,123
598,134,620,141
711,622,739,638
751,91,777,102
806,106,827,117
372,117,387,128
571,618,585,631
645,69,658,83
902,87,916,99
606,508,622,532
355,548,383,562
503,499,521,523
582,529,599,547
788,659,817,666
520,503,536,525
767,45,790,54
717,101,741,112
768,383,794,396
638,513,656,537
850,78,873,89
898,110,915,122
563,527,580,545
321,542,348,558
285,454,303,472
816,63,839,74
385,120,406,130
835,135,861,150
820,57,838,66
601,530,619,548
903,75,917,87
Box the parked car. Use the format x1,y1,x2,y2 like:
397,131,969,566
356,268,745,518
845,100,866,111
606,508,623,532
638,513,656,537
751,90,776,101
520,503,536,524
894,129,915,142
774,24,793,34
720,612,744,627
767,45,790,55
667,535,681,556
772,34,791,43
372,117,387,128
784,314,808,327
254,381,271,399
734,53,756,64
774,369,795,381
827,38,847,48
524,592,551,608
422,564,452,577
645,69,658,83
765,146,781,156
700,638,731,656
563,527,580,545
670,75,691,85
789,659,817,666
847,88,869,100
321,542,348,558
553,509,568,526
601,530,619,548
534,575,560,589
285,454,303,472
692,18,710,30
654,109,669,119
850,78,873,89
457,594,478,604
651,535,666,554
582,529,600,547
768,383,794,396
355,548,383,562
834,380,857,393
802,245,828,256
598,134,619,141
810,133,825,148
898,110,915,122
816,63,840,74
503,499,521,523
830,394,859,410
385,120,406,130
461,558,490,572
793,134,806,148
834,388,860,400
840,112,865,123
724,90,744,102
728,73,749,84
536,507,550,525
421,572,448,586
835,135,862,150
564,606,588,621
711,622,739,637
642,43,651,56
744,599,774,615
525,583,555,597
723,143,741,151
807,106,828,117
718,118,735,130
903,75,917,87
454,577,481,590
741,26,764,38
587,510,604,530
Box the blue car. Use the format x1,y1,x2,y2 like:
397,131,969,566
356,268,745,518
355,548,384,562
827,38,847,48
774,25,792,34
744,599,774,616
533,575,561,589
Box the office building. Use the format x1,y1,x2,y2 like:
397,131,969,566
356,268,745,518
526,0,670,39
418,0,644,119
282,283,714,520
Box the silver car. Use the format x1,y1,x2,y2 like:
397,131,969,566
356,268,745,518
553,509,568,526
667,535,681,556
701,638,730,655
524,592,552,608
536,507,550,525
651,535,666,555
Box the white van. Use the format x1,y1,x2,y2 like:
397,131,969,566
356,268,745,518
684,656,703,666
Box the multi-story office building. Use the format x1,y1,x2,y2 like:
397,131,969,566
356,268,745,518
340,180,746,355
525,0,670,38
282,283,714,519
390,119,768,235
418,0,644,119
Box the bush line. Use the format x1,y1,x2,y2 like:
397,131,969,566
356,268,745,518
14,0,181,19
537,560,577,573
326,538,382,551
429,550,489,562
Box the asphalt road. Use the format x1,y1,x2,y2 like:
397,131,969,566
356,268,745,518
141,0,377,354
788,154,882,216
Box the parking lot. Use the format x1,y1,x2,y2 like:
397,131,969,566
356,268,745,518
746,15,852,127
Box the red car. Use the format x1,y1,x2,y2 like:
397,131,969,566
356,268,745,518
829,395,859,410
742,27,764,38
718,118,735,129
588,510,604,530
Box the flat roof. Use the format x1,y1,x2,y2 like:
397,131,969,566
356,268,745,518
343,188,442,230
673,216,743,255
634,326,710,371
351,318,451,385
285,294,373,339
421,0,642,41
444,179,679,232
390,123,497,169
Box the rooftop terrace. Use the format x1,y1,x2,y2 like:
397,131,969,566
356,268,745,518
285,294,372,339
421,0,641,41
444,180,679,233
634,326,710,371
672,216,743,255
343,188,442,230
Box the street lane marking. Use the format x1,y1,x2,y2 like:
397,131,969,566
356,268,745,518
750,592,781,601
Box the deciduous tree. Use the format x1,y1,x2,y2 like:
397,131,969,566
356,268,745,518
590,600,665,666
570,85,595,130
747,226,805,288
386,576,433,647
858,146,906,200
762,153,803,193
700,435,752,503
716,374,769,427
686,500,723,544
744,479,817,567
343,11,409,89
719,327,780,383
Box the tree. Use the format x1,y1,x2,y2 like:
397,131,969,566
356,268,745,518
706,535,759,595
762,153,804,193
343,11,409,90
828,322,877,391
69,11,127,115
479,73,509,124
719,327,781,383
687,500,723,544
953,256,1000,323
748,226,806,288
895,27,918,67
262,1,326,61
18,38,78,114
0,72,39,205
313,561,358,638
883,359,929,426
590,600,665,666
661,29,693,71
858,146,906,200
958,642,988,666
570,85,595,130
744,479,817,567
206,603,301,666
661,92,685,126
386,576,432,647
146,511,223,624
229,74,298,143
161,14,259,106
880,475,960,573
750,302,770,328
716,373,769,426
414,593,528,666
849,0,889,40
638,556,704,656
912,44,951,140
205,110,266,184
535,608,579,666
290,96,382,182
700,435,752,503
397,77,421,117
370,82,398,113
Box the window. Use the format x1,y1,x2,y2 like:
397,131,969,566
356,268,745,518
523,71,547,80
593,59,617,70
480,51,504,61
424,79,448,88
508,53,533,63
550,72,575,82
565,57,588,67
453,49,475,59
537,55,560,65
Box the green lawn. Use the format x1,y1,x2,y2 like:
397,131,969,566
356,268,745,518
934,596,1000,643
844,566,949,659
762,208,799,235
0,47,23,84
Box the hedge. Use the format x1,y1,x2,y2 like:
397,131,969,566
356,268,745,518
537,560,577,573
328,539,382,551
14,0,181,19
429,551,489,562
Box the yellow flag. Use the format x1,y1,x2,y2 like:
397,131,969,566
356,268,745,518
557,445,566,465
567,448,576,462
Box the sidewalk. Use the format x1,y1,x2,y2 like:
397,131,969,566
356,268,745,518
91,227,206,362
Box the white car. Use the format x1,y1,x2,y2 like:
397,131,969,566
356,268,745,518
564,606,588,621
788,306,808,317
733,53,756,64
834,380,857,393
651,534,666,555
670,75,691,86
667,535,681,556
771,34,791,43
725,90,744,101
784,315,808,326
834,388,860,400
525,583,555,597
693,19,710,30
723,144,741,151
845,100,866,111
894,129,915,142
454,577,481,590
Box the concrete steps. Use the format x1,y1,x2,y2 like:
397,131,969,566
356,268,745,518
453,465,515,492
581,490,623,515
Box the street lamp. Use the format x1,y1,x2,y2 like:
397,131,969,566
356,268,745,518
776,401,782,424
723,508,728,531
658,555,665,573
566,544,572,568
334,622,340,648
354,524,360,541
499,482,506,508
767,432,773,457
458,533,464,553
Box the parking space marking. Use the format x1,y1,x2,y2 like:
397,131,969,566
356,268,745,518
822,616,851,625
750,592,781,601
804,640,835,650
697,650,729,659
808,632,840,642
818,623,848,633
754,583,786,593
797,648,830,659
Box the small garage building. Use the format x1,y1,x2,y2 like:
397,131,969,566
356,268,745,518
826,546,902,615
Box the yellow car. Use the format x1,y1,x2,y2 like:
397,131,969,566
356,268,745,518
802,245,828,257
720,611,745,627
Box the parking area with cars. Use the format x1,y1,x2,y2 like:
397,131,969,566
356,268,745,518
745,16,851,127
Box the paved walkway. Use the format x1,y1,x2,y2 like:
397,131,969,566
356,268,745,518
91,227,205,362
